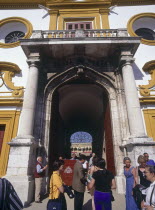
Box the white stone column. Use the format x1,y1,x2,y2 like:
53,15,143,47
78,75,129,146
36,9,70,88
17,54,40,138
5,54,40,206
120,52,146,137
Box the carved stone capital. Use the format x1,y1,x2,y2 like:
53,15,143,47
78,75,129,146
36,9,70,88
99,8,110,14
120,51,135,67
27,53,41,68
48,9,59,15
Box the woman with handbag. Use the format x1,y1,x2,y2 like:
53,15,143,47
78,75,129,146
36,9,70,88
87,158,116,210
141,165,155,210
47,159,67,210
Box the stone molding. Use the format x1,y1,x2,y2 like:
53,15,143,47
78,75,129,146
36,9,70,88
127,13,155,46
0,0,154,8
119,52,135,68
8,138,36,147
112,0,155,6
0,17,33,48
0,99,23,106
143,109,155,142
0,110,20,177
99,8,110,14
139,60,155,96
139,97,155,104
120,137,155,148
0,62,24,98
27,54,41,67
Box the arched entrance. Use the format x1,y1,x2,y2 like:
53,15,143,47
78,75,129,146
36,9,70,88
44,66,118,175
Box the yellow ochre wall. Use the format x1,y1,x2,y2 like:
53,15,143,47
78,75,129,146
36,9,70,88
49,8,110,30
0,110,20,177
143,109,155,141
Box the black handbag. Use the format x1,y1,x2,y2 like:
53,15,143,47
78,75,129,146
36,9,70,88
47,199,62,210
133,184,146,209
63,185,75,199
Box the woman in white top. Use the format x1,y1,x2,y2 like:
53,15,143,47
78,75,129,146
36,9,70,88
141,165,155,210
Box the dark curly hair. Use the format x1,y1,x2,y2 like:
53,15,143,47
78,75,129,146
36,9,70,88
123,157,131,164
94,157,106,169
53,160,64,171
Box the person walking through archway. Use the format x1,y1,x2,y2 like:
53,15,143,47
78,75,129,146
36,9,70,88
72,154,86,210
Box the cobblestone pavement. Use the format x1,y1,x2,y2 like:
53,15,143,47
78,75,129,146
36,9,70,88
24,190,125,210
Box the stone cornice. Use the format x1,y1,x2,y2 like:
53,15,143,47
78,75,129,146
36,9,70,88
0,99,23,106
111,0,155,6
139,97,155,104
0,0,46,9
0,0,154,9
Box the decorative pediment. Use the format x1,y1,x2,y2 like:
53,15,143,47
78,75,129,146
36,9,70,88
139,60,155,96
0,62,24,98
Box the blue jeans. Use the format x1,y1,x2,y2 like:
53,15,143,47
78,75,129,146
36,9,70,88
94,190,112,210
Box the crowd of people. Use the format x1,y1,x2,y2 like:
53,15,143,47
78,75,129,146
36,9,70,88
1,152,154,209
33,152,155,210
34,153,116,210
124,153,155,210
37,153,116,210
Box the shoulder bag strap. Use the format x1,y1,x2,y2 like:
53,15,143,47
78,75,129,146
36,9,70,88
150,184,155,206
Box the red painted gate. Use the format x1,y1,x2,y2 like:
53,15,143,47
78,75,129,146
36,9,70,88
104,104,116,175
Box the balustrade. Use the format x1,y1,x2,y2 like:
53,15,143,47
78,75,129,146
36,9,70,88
31,29,128,39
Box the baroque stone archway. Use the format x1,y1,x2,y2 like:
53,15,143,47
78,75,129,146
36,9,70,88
43,65,127,192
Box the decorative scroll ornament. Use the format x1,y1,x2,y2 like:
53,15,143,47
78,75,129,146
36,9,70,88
139,60,155,96
0,62,24,98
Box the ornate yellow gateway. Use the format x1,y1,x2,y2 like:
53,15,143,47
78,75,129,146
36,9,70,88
0,0,155,206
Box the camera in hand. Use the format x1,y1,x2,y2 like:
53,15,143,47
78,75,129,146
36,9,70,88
63,185,75,199
80,177,87,186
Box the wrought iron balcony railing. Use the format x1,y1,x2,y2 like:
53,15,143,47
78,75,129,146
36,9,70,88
30,29,128,39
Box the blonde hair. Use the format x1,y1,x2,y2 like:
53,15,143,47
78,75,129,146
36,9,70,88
137,155,146,164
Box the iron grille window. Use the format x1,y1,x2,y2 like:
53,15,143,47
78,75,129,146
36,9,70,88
5,31,25,43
